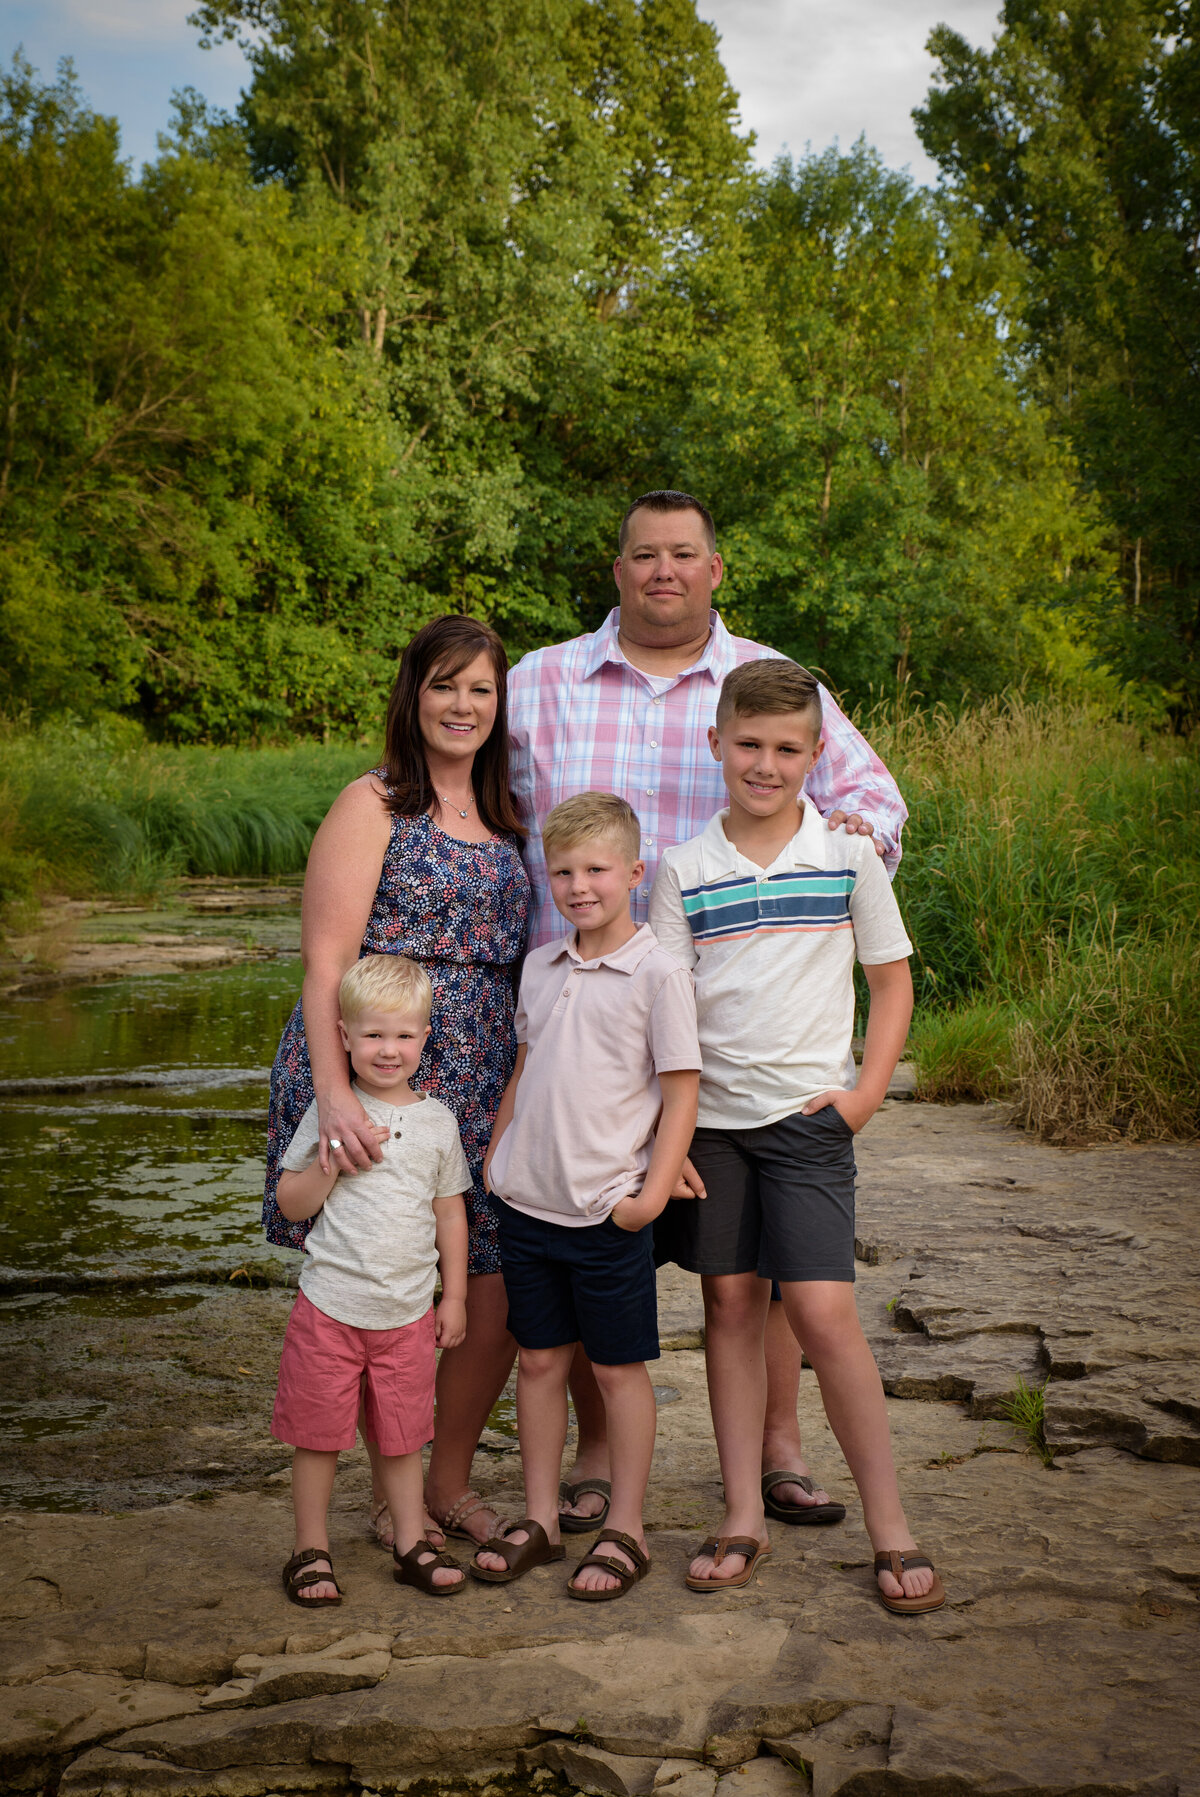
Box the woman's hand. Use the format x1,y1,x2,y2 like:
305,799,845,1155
434,1296,467,1349
317,1094,388,1176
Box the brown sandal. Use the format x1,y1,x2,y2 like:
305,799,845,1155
567,1530,650,1602
468,1518,566,1584
282,1547,342,1607
559,1476,612,1535
392,1540,465,1596
685,1535,771,1592
874,1550,946,1615
430,1489,507,1544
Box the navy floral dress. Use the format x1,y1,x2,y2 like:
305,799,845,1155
263,806,530,1275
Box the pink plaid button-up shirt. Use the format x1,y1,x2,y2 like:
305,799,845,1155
508,608,907,948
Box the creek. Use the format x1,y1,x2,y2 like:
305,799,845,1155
0,884,523,1513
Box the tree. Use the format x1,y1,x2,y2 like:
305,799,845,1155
0,57,423,736
596,146,1107,704
915,0,1200,721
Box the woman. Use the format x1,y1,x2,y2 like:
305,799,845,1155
264,615,529,1551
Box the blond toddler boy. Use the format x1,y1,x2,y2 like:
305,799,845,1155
272,954,470,1604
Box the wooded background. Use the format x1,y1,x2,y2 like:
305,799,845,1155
1,0,1197,740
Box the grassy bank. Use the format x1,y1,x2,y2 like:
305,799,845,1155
0,721,373,904
880,697,1199,1143
3,703,1197,1142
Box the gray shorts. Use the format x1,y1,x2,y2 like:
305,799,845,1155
658,1105,857,1283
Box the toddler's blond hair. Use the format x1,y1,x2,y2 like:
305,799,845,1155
542,791,641,863
338,954,432,1024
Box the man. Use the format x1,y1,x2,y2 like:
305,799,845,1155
507,489,907,1528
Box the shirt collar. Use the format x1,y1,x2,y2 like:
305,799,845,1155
547,922,660,973
351,1082,428,1119
697,799,833,882
581,608,738,686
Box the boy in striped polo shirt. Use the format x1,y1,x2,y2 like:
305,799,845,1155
649,659,945,1614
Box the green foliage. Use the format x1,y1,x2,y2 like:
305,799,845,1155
1010,925,1200,1144
997,1376,1053,1467
648,146,1110,701
0,13,1121,738
916,1,1200,721
0,719,372,898
886,697,1200,1141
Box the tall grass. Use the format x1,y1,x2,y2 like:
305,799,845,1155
3,701,1197,1141
0,719,374,901
871,696,1200,1141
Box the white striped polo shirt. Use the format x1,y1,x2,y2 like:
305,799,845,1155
649,804,913,1129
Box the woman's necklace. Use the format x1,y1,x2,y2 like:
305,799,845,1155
437,790,476,820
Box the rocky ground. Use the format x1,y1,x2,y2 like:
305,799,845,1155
1,1102,1197,1797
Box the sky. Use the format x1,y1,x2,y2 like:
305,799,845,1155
3,0,1003,185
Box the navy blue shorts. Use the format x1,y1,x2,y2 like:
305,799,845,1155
497,1202,660,1366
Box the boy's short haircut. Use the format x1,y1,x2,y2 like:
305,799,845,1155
339,954,432,1024
542,791,641,863
716,659,823,739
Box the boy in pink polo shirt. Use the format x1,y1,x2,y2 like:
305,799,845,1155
475,792,701,1601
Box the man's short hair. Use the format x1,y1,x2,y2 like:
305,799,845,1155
618,490,716,554
339,954,432,1024
716,659,823,738
542,792,641,863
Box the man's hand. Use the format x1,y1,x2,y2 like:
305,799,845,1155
669,1156,707,1200
434,1296,467,1349
800,1087,876,1133
826,810,886,858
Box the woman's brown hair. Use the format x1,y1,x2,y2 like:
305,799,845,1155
380,616,526,840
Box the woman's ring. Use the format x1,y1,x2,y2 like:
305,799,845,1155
329,1137,343,1151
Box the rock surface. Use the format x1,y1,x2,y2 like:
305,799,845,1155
0,1102,1196,1795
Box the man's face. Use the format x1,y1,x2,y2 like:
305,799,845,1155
613,507,723,643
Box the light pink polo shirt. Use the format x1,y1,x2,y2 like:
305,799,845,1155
489,924,701,1226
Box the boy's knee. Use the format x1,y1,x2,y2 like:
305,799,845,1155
519,1344,572,1380
702,1277,767,1331
781,1285,861,1359
590,1358,648,1393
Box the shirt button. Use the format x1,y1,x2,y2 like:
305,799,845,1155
652,697,661,705
650,740,659,748
645,788,655,796
393,1130,402,1139
645,837,654,847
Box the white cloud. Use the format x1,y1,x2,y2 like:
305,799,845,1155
54,0,205,48
698,0,1003,184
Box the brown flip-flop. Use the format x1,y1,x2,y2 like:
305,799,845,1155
282,1547,342,1607
874,1549,946,1615
559,1476,612,1534
566,1530,650,1602
761,1469,846,1526
468,1518,566,1584
685,1535,771,1592
392,1540,466,1596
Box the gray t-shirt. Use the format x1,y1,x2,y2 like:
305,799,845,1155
281,1085,470,1329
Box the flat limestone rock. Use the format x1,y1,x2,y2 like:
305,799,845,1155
653,1763,718,1797
2,1104,1198,1797
201,1646,391,1710
525,1741,661,1795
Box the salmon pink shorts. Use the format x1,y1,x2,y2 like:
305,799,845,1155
271,1288,435,1456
